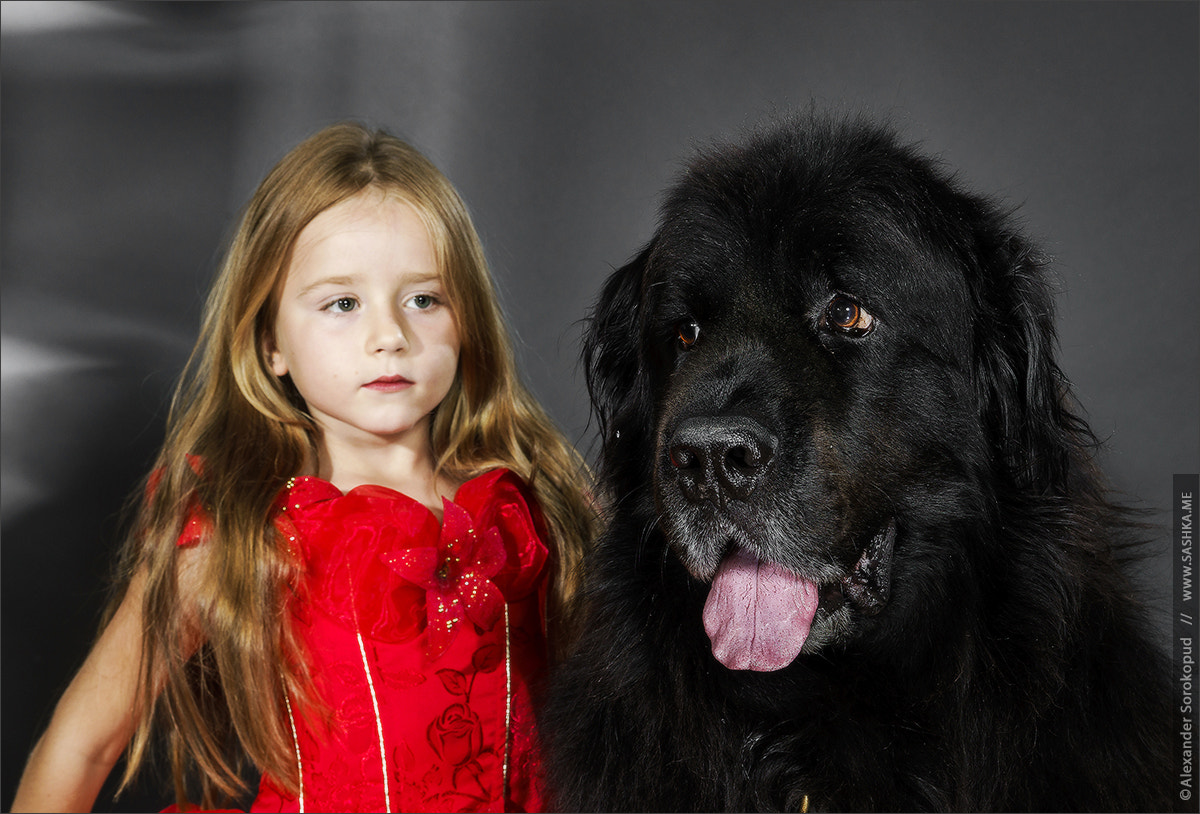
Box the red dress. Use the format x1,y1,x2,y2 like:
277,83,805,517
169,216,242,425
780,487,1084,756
179,469,549,813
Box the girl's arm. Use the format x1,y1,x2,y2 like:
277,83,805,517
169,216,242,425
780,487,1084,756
11,568,149,813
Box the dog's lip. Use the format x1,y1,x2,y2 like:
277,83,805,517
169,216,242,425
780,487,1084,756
706,518,897,615
839,519,897,615
708,542,829,585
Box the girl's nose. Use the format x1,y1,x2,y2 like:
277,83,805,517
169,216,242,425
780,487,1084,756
369,305,409,353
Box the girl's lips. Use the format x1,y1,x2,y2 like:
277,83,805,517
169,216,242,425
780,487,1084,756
363,375,413,392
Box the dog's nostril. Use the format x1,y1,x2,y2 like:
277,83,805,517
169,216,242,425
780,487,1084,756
670,445,701,470
726,444,770,473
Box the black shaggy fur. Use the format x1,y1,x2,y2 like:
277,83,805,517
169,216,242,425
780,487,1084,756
542,116,1171,812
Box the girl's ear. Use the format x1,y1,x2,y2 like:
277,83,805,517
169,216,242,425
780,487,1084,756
263,335,288,377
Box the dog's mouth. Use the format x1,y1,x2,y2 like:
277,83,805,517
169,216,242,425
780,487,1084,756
701,519,896,672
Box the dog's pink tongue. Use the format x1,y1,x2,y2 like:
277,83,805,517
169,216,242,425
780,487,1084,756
702,547,819,671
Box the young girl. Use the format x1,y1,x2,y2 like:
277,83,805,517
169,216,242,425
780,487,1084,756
12,123,596,813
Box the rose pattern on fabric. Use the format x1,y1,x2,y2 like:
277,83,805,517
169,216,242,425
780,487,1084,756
429,701,484,766
420,646,506,809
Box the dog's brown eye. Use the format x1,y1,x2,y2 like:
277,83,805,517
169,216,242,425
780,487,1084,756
677,320,700,349
824,297,875,335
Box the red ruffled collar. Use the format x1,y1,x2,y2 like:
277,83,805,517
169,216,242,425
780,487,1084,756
274,468,548,657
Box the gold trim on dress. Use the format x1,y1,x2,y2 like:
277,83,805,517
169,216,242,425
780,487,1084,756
283,690,305,814
503,602,512,803
356,628,392,813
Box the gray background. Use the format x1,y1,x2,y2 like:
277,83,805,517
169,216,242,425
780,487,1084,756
2,2,1196,809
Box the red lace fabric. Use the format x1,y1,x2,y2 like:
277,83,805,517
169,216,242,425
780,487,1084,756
178,469,549,813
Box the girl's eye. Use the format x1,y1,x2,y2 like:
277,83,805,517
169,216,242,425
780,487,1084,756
408,294,436,310
677,320,700,349
823,296,876,336
325,297,359,314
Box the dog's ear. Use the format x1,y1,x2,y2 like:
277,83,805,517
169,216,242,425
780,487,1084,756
584,243,654,465
972,231,1096,495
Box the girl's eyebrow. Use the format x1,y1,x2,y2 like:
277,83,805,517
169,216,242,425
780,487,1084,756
298,275,357,296
296,272,441,297
401,272,442,286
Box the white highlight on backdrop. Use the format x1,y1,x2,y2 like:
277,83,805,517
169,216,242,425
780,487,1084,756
1,336,106,520
0,305,191,523
0,0,141,34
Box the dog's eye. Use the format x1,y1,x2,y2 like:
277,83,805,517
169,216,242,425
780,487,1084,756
677,320,700,349
823,296,876,336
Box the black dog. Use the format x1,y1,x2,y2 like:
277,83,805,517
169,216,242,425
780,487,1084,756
543,116,1171,812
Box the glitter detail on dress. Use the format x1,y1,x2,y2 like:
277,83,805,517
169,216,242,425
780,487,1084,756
382,498,508,659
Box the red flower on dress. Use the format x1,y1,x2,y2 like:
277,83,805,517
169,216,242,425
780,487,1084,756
382,498,507,658
427,702,485,767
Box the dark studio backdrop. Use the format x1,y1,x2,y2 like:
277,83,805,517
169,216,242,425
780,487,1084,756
2,1,1196,809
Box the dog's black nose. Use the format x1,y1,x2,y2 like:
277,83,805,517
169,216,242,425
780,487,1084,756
668,416,777,503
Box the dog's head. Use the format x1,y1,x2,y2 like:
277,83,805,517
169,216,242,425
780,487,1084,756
585,116,1089,670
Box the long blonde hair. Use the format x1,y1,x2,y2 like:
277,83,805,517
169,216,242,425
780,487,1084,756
113,123,596,808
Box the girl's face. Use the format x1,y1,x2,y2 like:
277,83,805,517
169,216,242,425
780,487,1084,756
268,191,460,457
